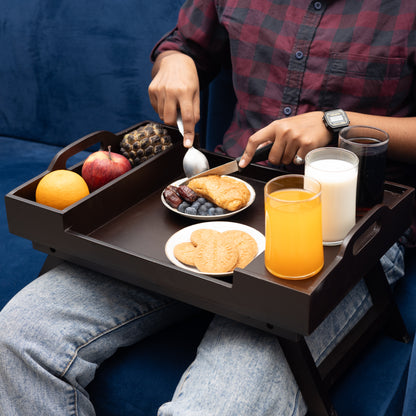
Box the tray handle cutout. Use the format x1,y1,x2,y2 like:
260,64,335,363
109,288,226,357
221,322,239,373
338,204,393,266
47,130,119,171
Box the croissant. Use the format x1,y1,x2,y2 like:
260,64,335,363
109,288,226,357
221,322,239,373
188,175,250,211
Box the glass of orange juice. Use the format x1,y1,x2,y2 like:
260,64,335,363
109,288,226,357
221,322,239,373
265,174,324,279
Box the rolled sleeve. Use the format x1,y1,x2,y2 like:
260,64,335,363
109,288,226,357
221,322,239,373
151,0,229,87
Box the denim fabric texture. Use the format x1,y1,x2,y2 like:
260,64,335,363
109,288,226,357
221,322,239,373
0,244,404,415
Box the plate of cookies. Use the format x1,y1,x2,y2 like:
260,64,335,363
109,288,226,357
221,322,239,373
165,221,265,275
161,175,256,221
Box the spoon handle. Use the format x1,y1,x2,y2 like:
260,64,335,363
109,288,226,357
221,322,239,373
177,113,184,137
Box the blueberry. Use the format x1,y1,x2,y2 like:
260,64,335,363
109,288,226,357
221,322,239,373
204,202,214,209
196,197,206,204
185,206,198,215
191,201,201,210
198,205,208,215
214,207,226,215
178,202,190,213
208,207,217,216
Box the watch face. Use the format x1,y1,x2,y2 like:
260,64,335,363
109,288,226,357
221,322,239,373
325,110,349,129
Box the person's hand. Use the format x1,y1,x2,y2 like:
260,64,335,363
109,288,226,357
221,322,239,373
238,111,332,168
148,51,200,147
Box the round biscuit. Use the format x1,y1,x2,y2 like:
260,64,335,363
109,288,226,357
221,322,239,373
194,238,238,273
222,230,258,269
173,242,197,266
190,228,221,246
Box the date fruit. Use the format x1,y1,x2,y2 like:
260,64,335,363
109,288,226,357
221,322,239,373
177,185,198,203
163,185,229,216
163,188,182,208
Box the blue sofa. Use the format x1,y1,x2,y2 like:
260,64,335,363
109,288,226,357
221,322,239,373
1,1,416,415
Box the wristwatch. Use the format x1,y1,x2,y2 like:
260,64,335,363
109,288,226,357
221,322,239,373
322,109,350,141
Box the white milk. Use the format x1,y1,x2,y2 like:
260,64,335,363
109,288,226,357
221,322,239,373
305,158,357,245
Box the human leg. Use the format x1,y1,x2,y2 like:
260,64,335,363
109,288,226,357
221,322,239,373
0,261,198,416
158,243,404,416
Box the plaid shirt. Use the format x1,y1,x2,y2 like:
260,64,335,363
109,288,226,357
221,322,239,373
152,0,416,158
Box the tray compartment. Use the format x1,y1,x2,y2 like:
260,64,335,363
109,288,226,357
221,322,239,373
5,122,185,241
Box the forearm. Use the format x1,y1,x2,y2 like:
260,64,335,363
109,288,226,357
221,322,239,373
240,110,416,168
347,112,416,163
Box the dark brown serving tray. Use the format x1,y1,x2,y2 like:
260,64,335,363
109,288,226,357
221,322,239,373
5,123,415,339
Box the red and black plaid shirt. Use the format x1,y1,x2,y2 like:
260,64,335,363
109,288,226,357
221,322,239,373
152,0,416,158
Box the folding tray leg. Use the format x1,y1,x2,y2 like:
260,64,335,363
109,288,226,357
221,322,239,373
277,260,409,416
279,336,338,416
364,260,410,343
38,255,64,277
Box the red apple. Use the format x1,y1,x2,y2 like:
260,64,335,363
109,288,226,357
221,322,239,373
81,146,131,191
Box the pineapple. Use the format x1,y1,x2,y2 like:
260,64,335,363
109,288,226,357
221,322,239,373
120,122,173,167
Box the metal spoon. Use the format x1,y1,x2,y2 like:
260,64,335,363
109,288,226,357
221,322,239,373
177,112,210,177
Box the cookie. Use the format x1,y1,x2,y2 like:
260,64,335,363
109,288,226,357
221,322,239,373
173,242,197,266
190,228,221,247
193,237,238,273
222,230,258,268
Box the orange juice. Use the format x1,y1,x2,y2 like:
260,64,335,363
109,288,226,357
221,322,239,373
265,188,323,279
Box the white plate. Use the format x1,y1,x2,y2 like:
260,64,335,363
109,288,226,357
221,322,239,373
165,221,265,276
161,176,256,221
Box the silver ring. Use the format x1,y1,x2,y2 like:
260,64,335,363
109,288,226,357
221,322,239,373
293,155,304,165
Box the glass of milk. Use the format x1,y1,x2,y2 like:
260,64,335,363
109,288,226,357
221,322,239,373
305,148,359,246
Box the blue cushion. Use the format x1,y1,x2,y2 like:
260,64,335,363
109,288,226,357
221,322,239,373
201,69,236,151
398,251,416,416
331,251,416,415
0,0,184,147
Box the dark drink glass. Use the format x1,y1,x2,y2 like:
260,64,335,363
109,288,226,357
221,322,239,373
338,126,389,212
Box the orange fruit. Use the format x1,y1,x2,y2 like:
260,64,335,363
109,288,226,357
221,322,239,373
35,169,90,210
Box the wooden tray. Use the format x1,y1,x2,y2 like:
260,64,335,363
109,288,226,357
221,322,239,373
5,122,414,338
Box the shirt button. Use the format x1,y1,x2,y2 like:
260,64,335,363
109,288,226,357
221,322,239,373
314,1,322,10
283,106,292,116
295,50,304,60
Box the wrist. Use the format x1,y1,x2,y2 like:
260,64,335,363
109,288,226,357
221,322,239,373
322,109,350,144
152,50,185,77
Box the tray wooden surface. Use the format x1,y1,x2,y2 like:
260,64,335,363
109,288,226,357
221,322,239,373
5,122,415,338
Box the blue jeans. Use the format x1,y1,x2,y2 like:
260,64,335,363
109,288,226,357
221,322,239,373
0,244,404,416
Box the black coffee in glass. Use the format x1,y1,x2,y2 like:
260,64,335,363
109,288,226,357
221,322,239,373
348,137,386,208
339,126,389,211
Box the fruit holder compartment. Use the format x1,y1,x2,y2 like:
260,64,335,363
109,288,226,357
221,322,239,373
5,122,415,338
